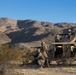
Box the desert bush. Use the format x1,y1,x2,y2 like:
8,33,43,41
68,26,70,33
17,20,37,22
0,44,24,63
0,44,24,75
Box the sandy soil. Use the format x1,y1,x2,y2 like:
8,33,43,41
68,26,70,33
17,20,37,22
5,65,76,75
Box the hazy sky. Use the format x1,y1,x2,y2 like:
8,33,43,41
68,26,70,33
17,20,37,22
0,0,76,23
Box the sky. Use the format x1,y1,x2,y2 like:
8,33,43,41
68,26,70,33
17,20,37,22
0,0,76,23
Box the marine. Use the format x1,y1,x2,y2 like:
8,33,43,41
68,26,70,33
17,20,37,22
37,49,45,68
40,41,49,67
32,41,49,67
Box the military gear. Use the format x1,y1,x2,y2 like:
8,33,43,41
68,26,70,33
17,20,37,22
38,59,45,68
32,41,49,67
37,49,45,68
41,41,48,54
40,41,49,67
37,49,45,60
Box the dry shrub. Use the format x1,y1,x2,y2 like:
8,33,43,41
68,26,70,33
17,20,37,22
0,44,24,75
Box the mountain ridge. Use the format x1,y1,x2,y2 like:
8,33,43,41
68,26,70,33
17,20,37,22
0,17,76,48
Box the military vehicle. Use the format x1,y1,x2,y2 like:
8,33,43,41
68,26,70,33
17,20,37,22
48,30,76,65
32,29,76,66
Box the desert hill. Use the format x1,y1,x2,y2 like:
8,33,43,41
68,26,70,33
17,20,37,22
0,32,11,44
0,17,76,48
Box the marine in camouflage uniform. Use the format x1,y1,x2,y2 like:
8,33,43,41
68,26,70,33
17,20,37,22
37,49,45,68
40,41,49,67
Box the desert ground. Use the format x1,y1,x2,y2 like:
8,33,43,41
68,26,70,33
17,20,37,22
5,65,76,75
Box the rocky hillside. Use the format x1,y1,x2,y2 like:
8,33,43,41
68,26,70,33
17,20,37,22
0,32,11,44
0,17,76,48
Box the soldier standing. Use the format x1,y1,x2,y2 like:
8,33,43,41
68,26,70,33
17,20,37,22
41,41,48,53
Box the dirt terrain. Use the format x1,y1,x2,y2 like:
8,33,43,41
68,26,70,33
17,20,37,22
5,65,76,75
5,67,76,75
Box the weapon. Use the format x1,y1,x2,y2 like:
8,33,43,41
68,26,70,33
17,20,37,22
31,47,41,49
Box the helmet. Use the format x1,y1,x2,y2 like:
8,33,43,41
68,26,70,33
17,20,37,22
41,41,45,46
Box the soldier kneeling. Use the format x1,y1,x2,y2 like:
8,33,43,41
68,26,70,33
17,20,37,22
37,49,45,68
